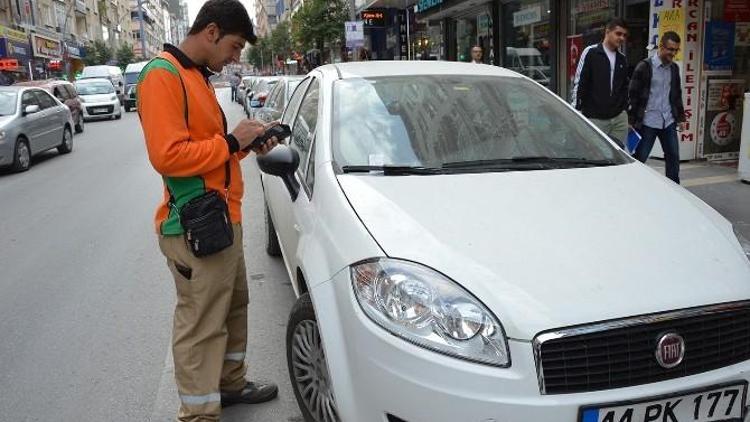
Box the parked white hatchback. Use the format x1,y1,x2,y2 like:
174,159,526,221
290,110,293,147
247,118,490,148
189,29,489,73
257,61,750,422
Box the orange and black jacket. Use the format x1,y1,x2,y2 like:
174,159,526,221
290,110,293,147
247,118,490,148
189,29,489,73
138,44,249,235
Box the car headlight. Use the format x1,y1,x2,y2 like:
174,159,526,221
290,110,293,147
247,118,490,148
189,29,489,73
351,258,510,367
79,97,86,103
0,130,6,140
110,95,117,101
734,226,750,261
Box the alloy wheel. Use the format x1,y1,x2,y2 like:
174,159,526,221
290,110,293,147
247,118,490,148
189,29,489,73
291,320,339,422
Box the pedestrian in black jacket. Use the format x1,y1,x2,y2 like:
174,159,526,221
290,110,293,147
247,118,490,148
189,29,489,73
628,31,686,184
571,18,630,147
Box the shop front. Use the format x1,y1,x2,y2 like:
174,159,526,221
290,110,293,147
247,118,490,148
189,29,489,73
64,40,85,79
30,33,63,80
0,25,32,82
416,0,498,65
500,0,556,89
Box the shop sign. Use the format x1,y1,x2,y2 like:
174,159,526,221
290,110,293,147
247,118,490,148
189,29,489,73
0,38,30,59
398,10,408,60
0,25,27,44
416,0,442,14
658,8,685,61
0,58,19,70
65,41,82,59
649,0,701,160
513,5,541,28
704,21,735,71
723,0,750,22
361,9,386,28
575,0,610,14
703,78,745,159
344,21,364,49
31,34,62,59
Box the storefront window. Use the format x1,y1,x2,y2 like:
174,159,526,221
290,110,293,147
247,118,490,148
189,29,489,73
453,7,492,63
502,0,553,88
564,0,616,99
700,1,750,160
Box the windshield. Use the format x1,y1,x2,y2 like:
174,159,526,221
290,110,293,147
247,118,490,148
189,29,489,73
332,75,629,170
0,91,17,115
124,73,139,85
76,81,115,95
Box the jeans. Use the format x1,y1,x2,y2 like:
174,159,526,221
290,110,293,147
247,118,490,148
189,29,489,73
634,123,680,184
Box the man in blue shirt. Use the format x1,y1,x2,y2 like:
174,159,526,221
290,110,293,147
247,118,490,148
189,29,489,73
628,31,686,183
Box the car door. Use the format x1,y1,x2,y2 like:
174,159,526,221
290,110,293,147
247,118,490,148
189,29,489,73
20,90,46,154
33,90,62,149
265,77,319,274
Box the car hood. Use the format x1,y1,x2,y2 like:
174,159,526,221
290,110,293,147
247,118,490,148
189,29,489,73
81,94,116,102
337,162,750,340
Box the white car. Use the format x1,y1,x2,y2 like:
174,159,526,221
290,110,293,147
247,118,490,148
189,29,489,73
75,78,122,121
257,61,750,422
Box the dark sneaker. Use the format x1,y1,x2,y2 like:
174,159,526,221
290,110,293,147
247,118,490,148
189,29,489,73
221,381,279,407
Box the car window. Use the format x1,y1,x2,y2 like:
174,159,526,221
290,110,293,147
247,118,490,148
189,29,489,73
52,87,67,101
0,91,17,115
268,84,284,110
64,85,77,99
282,78,310,126
35,91,57,109
289,78,319,172
21,91,39,108
76,81,115,95
332,75,630,169
304,139,316,196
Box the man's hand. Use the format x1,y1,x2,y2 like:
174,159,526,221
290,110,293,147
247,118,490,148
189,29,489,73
231,119,266,151
253,121,280,156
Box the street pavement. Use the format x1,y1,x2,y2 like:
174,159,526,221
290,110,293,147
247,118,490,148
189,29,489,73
0,87,748,421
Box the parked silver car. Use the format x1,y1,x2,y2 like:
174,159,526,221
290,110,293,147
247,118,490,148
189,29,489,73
253,76,304,123
0,86,74,172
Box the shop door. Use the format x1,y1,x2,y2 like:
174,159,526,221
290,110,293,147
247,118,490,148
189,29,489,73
623,0,650,77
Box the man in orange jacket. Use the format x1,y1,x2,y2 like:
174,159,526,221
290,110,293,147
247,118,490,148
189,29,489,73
137,1,279,420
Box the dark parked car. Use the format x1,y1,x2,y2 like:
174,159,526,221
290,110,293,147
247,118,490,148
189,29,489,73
16,80,84,133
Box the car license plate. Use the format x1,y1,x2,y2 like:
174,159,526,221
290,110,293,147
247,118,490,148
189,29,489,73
94,108,108,113
579,382,747,422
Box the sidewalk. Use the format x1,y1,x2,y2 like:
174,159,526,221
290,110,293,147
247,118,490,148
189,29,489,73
647,159,750,238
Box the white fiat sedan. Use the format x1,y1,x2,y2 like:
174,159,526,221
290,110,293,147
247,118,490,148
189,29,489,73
257,62,750,422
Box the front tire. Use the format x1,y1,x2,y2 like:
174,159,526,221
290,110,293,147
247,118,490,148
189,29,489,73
11,137,30,172
58,127,73,154
287,294,340,422
265,204,281,257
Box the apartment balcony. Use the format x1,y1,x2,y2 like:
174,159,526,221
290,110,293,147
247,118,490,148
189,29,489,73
75,0,87,15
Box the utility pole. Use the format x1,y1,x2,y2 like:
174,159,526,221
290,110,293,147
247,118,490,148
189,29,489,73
137,0,147,58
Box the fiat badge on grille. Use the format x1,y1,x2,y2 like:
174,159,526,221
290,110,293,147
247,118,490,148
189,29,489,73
655,333,685,369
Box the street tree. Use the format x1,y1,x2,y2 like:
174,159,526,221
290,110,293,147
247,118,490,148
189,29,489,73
291,0,348,52
246,37,273,71
84,40,113,66
116,43,136,68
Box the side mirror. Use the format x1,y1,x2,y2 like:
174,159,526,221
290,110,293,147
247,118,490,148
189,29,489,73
24,105,40,115
257,145,300,201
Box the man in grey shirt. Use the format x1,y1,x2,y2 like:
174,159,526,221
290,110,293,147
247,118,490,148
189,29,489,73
628,31,686,183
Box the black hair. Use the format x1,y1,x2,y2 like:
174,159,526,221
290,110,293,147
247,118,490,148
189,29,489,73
606,18,628,32
188,0,256,44
661,31,681,45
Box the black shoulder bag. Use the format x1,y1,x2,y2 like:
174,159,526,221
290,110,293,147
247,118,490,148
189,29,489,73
160,58,234,257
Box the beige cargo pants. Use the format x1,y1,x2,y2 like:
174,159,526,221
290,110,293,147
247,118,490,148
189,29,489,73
158,224,248,422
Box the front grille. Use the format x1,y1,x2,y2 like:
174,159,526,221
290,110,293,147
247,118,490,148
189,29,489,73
535,301,750,394
86,105,114,115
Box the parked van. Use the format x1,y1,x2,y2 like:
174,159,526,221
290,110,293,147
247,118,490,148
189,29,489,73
79,65,125,104
123,61,148,112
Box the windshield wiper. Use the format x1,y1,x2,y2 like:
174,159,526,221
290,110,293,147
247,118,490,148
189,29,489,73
341,165,446,175
442,156,618,169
